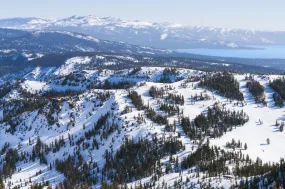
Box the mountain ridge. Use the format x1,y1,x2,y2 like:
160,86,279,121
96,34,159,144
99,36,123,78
1,15,285,49
0,28,171,55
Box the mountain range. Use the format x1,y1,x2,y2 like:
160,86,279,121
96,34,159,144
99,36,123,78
1,15,285,49
0,28,170,55
2,14,285,189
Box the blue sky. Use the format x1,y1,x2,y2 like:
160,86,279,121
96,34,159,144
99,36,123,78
1,0,284,30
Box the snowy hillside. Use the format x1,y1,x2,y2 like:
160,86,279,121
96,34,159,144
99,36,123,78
0,63,285,188
2,50,281,82
1,16,285,49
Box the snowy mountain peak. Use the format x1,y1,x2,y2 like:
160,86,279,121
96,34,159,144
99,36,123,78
53,15,123,27
0,15,285,49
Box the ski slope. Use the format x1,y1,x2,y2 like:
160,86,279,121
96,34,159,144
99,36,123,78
0,67,285,188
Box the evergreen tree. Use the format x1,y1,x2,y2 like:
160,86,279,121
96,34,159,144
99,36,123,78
200,71,244,101
246,79,266,105
267,138,270,145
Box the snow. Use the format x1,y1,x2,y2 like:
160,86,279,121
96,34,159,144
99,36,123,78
22,52,45,61
32,30,100,43
21,80,48,93
103,62,116,66
1,15,283,50
227,42,238,48
1,66,285,188
1,89,119,188
261,37,275,44
8,161,65,189
3,89,20,101
54,56,92,76
24,67,56,81
165,23,183,28
160,33,168,40
210,62,230,67
211,75,285,163
27,18,55,25
117,21,153,28
0,49,16,53
112,55,139,62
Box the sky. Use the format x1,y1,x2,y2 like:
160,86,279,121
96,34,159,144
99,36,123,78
0,0,284,30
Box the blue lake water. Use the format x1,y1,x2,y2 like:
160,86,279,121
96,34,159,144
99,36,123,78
177,46,285,59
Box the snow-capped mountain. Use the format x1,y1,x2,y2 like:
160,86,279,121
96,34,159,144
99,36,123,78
1,15,285,49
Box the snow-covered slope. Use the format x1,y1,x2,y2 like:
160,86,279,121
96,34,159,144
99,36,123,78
1,16,285,49
1,64,285,188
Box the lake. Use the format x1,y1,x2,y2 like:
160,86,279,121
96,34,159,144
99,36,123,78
176,45,285,59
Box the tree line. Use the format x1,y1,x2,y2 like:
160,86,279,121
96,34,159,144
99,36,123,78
246,77,266,105
270,78,285,107
181,103,249,140
200,72,244,101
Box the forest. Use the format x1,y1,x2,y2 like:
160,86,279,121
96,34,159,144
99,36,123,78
200,72,244,101
102,135,184,184
246,77,266,105
270,77,285,107
181,103,249,139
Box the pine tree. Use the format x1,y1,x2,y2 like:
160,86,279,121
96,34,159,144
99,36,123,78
0,178,4,189
267,138,270,145
280,124,284,132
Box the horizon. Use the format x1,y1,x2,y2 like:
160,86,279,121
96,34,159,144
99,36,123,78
1,14,285,32
0,0,284,31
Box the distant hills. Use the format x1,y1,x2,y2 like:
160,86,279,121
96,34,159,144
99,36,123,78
1,15,285,49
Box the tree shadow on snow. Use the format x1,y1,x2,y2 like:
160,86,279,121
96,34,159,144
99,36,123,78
264,83,280,110
277,115,285,122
